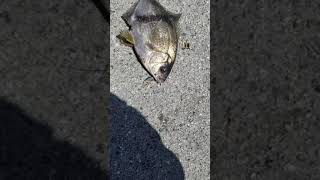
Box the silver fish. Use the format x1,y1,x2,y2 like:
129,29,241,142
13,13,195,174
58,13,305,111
117,0,181,83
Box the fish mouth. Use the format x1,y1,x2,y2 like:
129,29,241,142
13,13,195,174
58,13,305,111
154,71,170,83
155,76,167,83
153,63,173,83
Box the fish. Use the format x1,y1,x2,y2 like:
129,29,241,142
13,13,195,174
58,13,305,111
117,0,181,83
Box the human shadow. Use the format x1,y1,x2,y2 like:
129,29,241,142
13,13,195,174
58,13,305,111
0,99,108,180
110,94,185,180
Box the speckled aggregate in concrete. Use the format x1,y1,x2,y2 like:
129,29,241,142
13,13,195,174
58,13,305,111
110,0,210,179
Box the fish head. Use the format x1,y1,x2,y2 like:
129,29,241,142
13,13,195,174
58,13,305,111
145,51,173,83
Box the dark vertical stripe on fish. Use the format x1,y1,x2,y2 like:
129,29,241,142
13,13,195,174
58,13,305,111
136,15,170,22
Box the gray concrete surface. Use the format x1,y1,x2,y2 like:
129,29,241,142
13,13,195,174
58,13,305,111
212,1,320,179
0,0,109,179
110,0,210,179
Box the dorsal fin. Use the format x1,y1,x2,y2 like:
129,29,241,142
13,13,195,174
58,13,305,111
170,13,181,23
121,1,139,26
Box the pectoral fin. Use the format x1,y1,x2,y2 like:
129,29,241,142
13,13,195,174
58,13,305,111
117,30,135,47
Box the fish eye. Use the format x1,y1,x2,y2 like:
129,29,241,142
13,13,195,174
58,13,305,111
159,66,167,73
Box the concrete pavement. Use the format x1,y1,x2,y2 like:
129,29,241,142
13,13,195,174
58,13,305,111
110,0,210,179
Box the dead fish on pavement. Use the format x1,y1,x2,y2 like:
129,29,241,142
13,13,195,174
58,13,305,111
117,0,181,83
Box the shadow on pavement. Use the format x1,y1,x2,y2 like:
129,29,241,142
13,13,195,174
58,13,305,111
111,94,185,180
0,99,108,179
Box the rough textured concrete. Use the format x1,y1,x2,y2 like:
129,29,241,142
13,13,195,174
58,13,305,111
0,0,109,179
110,0,210,179
213,1,320,179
